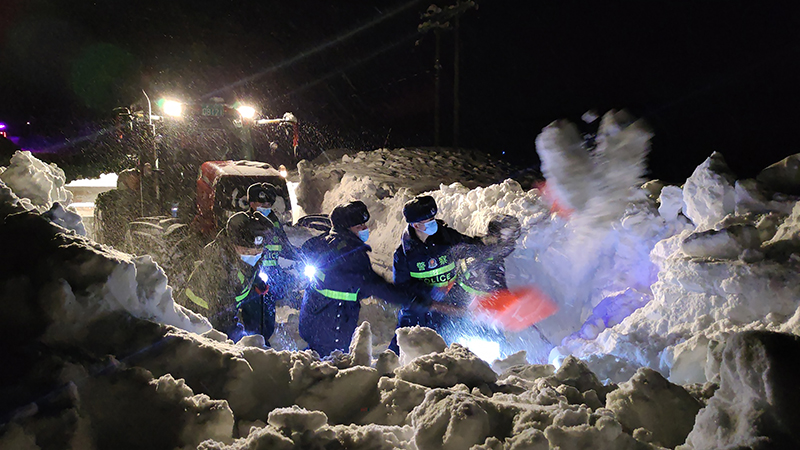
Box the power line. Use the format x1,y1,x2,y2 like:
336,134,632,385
204,0,427,99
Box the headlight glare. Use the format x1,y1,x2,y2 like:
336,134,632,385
163,100,183,117
237,105,256,119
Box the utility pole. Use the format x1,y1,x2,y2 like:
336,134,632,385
434,28,442,147
420,5,444,148
418,1,477,149
453,14,460,149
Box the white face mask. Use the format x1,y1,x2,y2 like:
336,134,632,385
422,219,438,235
240,254,259,266
358,229,370,242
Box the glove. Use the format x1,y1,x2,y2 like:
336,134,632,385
254,276,269,295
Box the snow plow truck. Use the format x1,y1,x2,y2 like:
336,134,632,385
94,93,298,286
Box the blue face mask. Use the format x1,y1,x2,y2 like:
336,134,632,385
240,254,259,266
358,229,370,242
423,219,438,235
257,207,272,216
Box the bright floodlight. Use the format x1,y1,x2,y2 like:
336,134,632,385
279,164,288,178
0,123,6,130
162,100,183,117
456,336,501,362
237,105,256,119
304,265,317,279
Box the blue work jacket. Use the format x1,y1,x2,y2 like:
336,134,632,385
299,227,420,357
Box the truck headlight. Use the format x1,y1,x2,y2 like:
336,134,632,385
237,105,256,119
162,100,183,117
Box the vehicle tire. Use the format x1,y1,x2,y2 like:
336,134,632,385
124,216,200,290
94,188,138,248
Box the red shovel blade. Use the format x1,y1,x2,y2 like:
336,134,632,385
535,181,574,218
470,286,558,331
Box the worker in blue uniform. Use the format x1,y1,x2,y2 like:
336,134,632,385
389,195,482,353
298,200,431,357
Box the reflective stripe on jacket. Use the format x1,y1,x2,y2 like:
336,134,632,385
393,220,481,297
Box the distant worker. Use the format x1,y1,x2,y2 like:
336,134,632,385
389,195,482,353
299,201,431,357
180,182,298,342
179,224,244,338
226,182,300,341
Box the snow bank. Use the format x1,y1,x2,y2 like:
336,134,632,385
555,150,800,388
682,331,800,449
1,150,88,235
0,150,73,212
6,119,800,449
0,145,660,450
0,154,211,346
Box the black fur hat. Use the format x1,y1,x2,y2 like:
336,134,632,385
488,214,521,241
247,182,277,204
227,217,269,247
330,201,370,229
403,195,437,223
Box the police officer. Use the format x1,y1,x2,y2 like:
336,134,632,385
226,182,300,341
179,218,252,340
389,195,481,353
298,200,430,357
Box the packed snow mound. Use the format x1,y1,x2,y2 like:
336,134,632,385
682,331,800,449
41,201,87,236
681,152,736,231
756,152,800,195
0,150,73,212
293,147,517,216
0,192,211,347
555,149,800,388
1,150,87,235
0,152,210,347
762,202,800,259
606,368,702,448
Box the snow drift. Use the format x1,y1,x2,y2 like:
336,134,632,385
4,103,800,450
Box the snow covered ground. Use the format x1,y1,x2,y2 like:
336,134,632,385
3,110,800,449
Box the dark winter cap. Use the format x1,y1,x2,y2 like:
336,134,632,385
488,214,522,240
330,201,370,229
247,182,277,204
226,214,270,248
403,195,437,223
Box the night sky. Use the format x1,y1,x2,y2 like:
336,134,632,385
1,1,798,182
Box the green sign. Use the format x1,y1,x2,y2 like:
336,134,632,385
202,104,225,116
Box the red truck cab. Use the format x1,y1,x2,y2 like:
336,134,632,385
193,160,291,237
